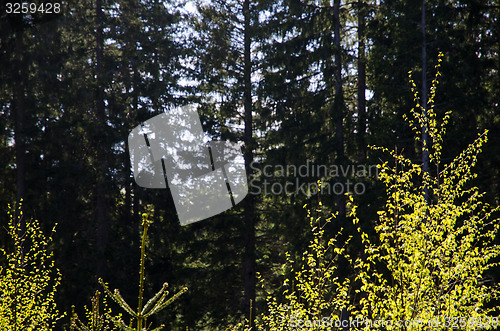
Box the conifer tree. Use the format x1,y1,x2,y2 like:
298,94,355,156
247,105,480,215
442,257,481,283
187,0,262,326
99,214,187,331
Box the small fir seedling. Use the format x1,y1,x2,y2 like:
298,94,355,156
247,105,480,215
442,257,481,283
99,213,187,331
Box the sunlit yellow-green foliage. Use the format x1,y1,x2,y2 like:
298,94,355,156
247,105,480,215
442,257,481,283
249,188,350,330
349,52,500,330
231,53,500,331
70,291,120,331
0,201,62,330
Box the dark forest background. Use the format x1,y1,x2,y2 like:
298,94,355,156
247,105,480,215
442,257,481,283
1,0,500,329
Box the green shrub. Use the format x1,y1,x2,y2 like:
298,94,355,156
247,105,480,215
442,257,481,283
0,201,62,330
349,53,500,330
231,189,350,331
238,53,500,331
69,290,119,331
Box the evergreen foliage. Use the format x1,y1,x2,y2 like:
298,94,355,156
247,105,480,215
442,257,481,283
1,0,500,329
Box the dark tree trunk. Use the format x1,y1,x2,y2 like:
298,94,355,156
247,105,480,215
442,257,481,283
95,0,109,278
333,0,346,218
14,28,26,204
357,0,367,164
243,0,256,328
132,52,140,222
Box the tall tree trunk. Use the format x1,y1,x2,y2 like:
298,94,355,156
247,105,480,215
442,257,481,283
123,0,140,225
14,28,26,204
357,0,367,164
333,0,346,218
122,2,133,220
421,0,429,203
242,0,256,327
95,0,109,278
132,64,140,221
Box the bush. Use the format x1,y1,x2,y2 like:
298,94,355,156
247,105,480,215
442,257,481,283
241,54,500,331
229,189,351,331
0,201,62,330
349,53,500,330
256,199,350,330
69,290,119,331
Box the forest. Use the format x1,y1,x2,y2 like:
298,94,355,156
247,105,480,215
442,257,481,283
1,0,500,330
